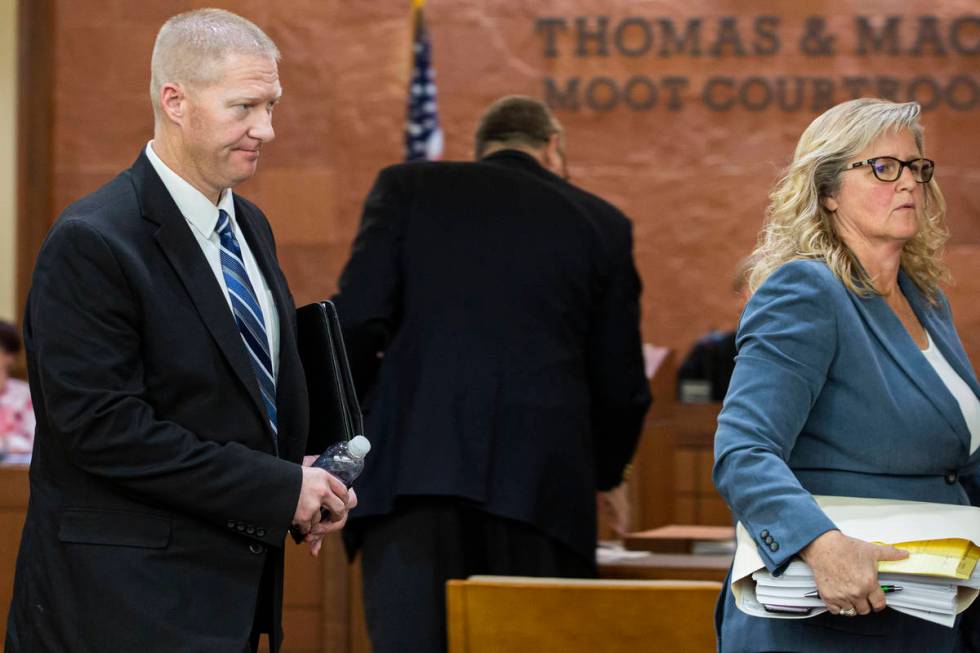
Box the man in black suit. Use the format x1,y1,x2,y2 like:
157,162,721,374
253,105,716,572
334,95,651,653
5,9,354,653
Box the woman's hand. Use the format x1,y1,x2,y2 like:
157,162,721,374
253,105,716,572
800,529,908,616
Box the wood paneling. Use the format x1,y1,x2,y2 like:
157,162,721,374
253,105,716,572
627,351,731,530
0,465,29,646
15,0,54,318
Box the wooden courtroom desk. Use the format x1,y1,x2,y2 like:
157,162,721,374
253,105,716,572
599,524,734,583
599,552,731,583
624,524,735,553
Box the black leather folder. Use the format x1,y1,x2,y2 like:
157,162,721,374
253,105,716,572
292,301,365,543
296,300,364,454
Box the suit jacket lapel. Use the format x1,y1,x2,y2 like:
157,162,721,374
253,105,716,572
129,152,272,440
901,274,980,460
850,271,973,453
902,274,980,397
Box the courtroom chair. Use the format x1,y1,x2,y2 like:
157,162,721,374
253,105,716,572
446,576,721,653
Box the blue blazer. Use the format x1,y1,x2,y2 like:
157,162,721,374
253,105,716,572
713,259,980,652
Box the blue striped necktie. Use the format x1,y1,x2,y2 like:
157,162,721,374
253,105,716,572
215,209,278,439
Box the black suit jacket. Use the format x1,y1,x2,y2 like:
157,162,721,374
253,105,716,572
334,150,650,561
6,152,309,653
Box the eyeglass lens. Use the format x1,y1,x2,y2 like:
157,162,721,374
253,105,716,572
871,157,934,182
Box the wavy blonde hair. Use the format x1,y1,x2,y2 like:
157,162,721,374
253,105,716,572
748,98,949,302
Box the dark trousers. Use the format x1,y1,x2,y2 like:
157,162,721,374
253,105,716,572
961,597,980,652
241,632,262,653
359,498,595,653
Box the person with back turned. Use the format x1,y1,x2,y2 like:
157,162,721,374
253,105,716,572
5,9,355,653
713,98,980,652
333,95,651,653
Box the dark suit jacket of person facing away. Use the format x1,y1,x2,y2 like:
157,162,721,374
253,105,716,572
5,151,312,653
333,149,651,563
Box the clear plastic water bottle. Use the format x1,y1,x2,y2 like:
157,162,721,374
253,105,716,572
291,435,372,542
312,435,371,487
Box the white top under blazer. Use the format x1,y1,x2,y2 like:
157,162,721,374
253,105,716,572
922,332,980,455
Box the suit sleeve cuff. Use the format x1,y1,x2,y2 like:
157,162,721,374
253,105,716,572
744,510,837,574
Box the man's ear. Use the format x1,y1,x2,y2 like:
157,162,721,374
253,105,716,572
159,82,187,124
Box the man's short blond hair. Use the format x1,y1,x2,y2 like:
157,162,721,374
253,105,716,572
150,8,280,119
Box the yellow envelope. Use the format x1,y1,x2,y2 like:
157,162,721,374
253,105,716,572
875,538,980,580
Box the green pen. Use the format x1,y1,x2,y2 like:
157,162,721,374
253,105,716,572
804,585,903,598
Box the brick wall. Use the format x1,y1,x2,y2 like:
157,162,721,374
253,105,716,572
47,0,980,365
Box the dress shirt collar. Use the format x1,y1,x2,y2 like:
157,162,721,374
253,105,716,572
145,141,236,238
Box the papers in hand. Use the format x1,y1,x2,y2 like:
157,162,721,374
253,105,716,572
731,495,980,628
876,538,980,579
749,559,980,627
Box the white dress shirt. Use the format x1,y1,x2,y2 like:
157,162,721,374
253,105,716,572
921,333,980,455
145,141,280,380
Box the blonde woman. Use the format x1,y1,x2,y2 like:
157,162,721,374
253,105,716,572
713,98,980,652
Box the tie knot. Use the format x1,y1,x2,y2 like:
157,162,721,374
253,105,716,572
215,209,232,238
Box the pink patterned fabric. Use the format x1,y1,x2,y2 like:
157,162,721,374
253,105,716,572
0,378,35,456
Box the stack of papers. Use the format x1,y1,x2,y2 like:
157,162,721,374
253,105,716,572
731,496,980,628
751,558,980,627
595,541,655,565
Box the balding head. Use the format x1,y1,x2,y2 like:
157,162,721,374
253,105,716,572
150,8,279,124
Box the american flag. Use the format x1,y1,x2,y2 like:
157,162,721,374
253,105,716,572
405,0,443,161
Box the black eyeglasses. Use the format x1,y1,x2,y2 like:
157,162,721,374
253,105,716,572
846,157,935,183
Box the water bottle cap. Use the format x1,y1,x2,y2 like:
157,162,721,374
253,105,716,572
348,435,371,458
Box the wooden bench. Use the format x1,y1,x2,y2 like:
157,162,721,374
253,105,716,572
446,576,721,653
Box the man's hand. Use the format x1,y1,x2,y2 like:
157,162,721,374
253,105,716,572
597,485,631,538
306,487,358,557
293,456,358,557
292,461,349,534
800,529,908,616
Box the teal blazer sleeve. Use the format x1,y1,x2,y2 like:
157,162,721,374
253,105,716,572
713,259,980,575
713,260,838,572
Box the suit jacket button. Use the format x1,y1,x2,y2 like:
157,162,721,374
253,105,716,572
769,542,779,552
945,470,958,484
760,529,770,539
237,522,246,531
764,535,774,545
227,520,236,529
246,525,255,535
249,543,265,554
256,528,266,537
